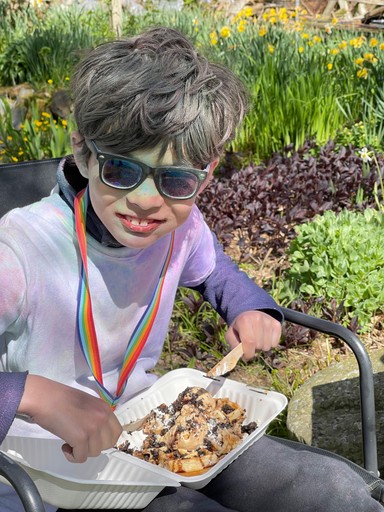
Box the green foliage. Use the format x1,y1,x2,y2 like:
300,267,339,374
123,8,384,161
0,99,74,161
280,209,384,330
2,4,384,161
0,3,110,87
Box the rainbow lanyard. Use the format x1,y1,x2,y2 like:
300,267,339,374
74,187,174,408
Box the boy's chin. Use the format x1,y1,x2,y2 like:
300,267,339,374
116,231,162,250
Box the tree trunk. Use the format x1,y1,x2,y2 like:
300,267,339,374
110,0,123,38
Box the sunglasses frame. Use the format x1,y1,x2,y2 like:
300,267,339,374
89,140,209,200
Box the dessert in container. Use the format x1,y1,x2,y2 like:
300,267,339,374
114,368,288,489
0,368,287,508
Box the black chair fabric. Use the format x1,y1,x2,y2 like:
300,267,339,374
0,158,60,217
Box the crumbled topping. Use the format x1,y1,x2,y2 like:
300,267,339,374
116,386,258,474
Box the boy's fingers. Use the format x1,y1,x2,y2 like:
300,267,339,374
225,311,282,357
62,443,78,463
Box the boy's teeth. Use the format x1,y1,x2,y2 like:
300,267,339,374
131,218,149,226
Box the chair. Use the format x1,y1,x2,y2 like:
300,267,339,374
0,158,60,218
0,158,383,511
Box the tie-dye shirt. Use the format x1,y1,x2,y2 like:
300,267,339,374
0,191,218,436
0,189,281,439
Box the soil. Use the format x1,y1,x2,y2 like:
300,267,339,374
154,322,384,395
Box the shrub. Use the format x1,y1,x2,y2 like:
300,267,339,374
279,208,384,330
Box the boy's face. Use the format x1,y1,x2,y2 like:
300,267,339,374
72,133,216,249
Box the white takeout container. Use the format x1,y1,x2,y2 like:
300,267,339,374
0,436,179,509
114,368,288,489
0,368,287,508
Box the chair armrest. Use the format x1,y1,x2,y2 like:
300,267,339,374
0,451,45,512
281,306,379,476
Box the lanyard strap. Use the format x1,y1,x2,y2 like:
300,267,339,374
74,188,174,408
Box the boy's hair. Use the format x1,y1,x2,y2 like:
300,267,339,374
71,26,249,167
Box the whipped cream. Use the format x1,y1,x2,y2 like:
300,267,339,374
117,429,147,450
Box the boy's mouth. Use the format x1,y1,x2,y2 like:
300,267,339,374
117,214,162,234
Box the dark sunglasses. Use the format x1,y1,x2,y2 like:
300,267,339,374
89,140,209,200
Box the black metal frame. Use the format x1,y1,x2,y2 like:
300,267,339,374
0,451,45,512
281,307,378,476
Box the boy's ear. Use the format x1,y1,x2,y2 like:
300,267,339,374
197,158,219,195
71,131,90,179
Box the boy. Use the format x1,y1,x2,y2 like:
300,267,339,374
0,27,382,511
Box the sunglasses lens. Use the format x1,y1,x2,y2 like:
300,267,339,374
159,170,199,199
102,159,142,189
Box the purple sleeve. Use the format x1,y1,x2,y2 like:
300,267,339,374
0,372,27,443
190,233,283,326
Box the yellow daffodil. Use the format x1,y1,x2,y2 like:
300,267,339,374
7,135,12,141
220,26,231,38
268,44,275,54
357,68,368,79
327,63,333,70
209,31,218,45
238,20,246,32
259,27,267,37
279,7,288,22
364,52,378,63
338,41,347,50
298,46,304,53
355,57,364,66
369,38,378,47
380,43,384,51
244,6,253,17
330,48,340,55
47,79,53,85
350,36,365,48
11,156,18,162
313,35,322,43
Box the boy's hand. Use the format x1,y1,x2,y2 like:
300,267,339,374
18,374,122,463
225,310,281,361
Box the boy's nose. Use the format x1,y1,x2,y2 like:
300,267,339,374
125,177,164,209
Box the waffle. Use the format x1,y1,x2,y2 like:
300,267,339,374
116,386,257,475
